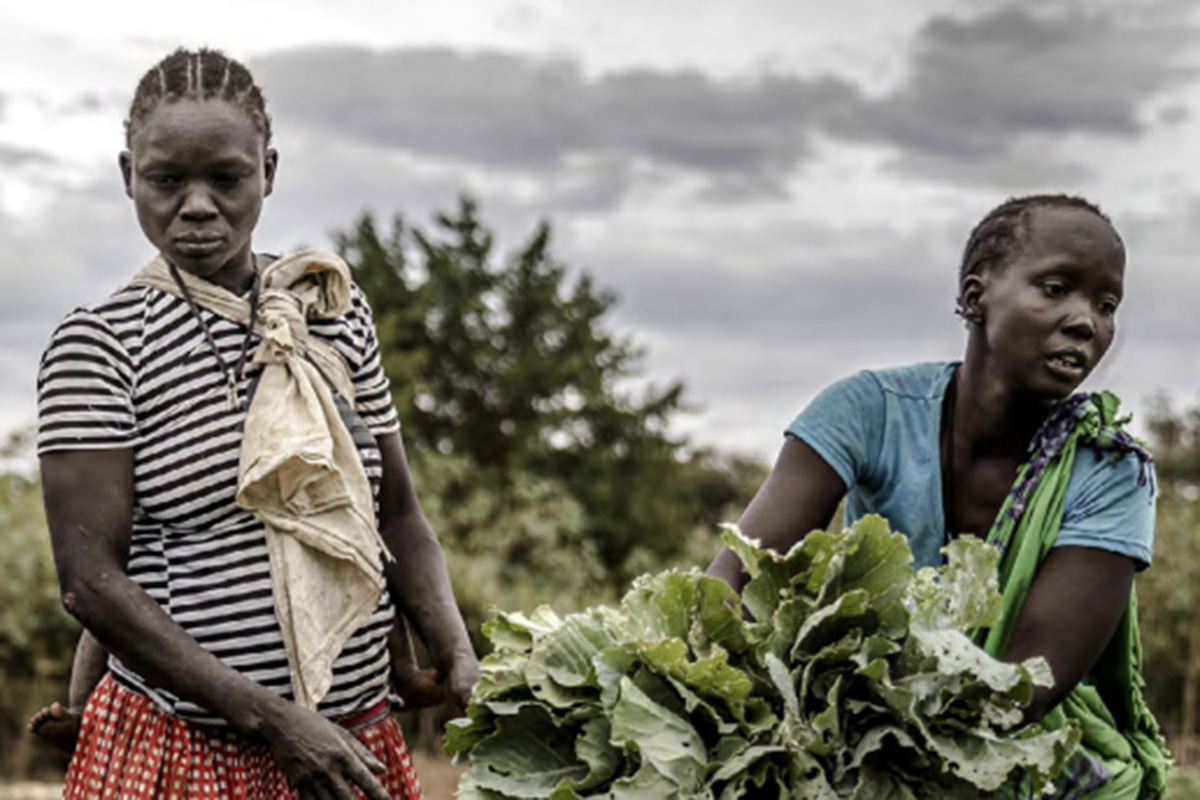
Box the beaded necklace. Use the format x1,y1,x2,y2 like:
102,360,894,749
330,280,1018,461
167,255,261,411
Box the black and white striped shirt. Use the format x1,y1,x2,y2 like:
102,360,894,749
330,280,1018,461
37,274,400,726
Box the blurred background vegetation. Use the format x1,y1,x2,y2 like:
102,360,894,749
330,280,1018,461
2,199,1198,794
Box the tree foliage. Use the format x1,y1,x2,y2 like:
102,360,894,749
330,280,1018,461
405,450,608,655
336,197,765,585
0,430,78,778
1147,397,1200,490
1139,398,1200,744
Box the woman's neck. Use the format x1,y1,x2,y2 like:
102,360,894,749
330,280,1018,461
183,251,257,294
954,360,1052,458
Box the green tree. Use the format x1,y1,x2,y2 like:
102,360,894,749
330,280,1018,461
1147,395,1200,490
335,198,765,585
0,430,78,778
407,450,608,652
1139,397,1200,754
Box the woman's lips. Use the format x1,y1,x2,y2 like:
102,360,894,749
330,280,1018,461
1045,353,1085,381
174,237,224,256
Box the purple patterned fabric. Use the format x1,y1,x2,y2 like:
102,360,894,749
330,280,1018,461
997,392,1152,536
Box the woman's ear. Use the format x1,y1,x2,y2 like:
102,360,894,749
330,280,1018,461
264,148,279,198
119,151,133,199
958,274,985,325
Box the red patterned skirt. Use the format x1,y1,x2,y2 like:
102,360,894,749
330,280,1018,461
62,674,422,799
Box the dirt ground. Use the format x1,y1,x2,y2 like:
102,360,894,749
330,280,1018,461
0,750,465,800
411,749,466,799
0,785,57,800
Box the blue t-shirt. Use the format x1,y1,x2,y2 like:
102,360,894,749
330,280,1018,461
786,362,1156,571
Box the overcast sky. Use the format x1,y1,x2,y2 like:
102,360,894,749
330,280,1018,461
2,0,1198,461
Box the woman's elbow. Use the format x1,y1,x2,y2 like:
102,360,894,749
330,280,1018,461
59,583,95,629
57,568,121,629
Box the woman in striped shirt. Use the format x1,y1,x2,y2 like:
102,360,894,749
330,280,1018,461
32,47,477,799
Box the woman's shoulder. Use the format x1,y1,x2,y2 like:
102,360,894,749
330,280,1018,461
1067,392,1156,501
1067,443,1155,504
786,362,954,490
1060,446,1156,567
46,284,154,345
63,282,153,318
856,361,958,400
797,361,957,419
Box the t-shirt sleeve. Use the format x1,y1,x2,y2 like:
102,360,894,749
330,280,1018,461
1054,448,1156,570
784,371,885,490
37,309,137,454
346,284,401,437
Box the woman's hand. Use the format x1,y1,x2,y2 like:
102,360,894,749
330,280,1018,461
392,655,478,714
443,653,481,715
261,702,390,800
393,666,446,710
387,616,448,710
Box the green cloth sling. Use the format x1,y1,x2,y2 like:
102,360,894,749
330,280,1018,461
970,391,1171,799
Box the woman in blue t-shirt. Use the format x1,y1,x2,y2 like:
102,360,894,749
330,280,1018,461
706,193,1167,797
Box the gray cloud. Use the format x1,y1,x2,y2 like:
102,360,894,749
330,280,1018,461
5,4,1199,455
60,92,118,115
257,133,644,255
884,142,1091,188
249,1,1197,203
0,145,56,168
836,4,1197,182
549,222,968,456
251,46,860,200
584,235,958,343
0,179,148,430
560,203,1199,455
0,182,148,346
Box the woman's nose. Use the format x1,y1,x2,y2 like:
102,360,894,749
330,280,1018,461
1061,302,1097,341
180,184,218,219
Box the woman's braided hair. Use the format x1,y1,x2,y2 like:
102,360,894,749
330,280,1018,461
125,47,272,147
955,194,1114,320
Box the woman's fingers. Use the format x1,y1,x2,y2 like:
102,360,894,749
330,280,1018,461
342,730,386,775
266,706,392,799
297,777,338,800
299,760,388,800
344,755,392,800
336,728,390,800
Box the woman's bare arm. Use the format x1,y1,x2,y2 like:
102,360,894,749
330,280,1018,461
375,432,479,711
67,630,108,710
1002,545,1135,721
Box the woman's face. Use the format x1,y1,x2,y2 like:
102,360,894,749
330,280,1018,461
970,206,1126,400
120,98,276,283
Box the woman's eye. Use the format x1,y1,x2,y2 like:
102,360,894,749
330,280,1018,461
1098,299,1120,316
1041,281,1069,298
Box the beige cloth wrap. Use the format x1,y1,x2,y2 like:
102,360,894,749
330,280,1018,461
131,250,391,710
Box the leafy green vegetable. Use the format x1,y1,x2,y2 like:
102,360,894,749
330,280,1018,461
447,515,1080,798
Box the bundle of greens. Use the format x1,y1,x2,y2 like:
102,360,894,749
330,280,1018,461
445,516,1080,798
